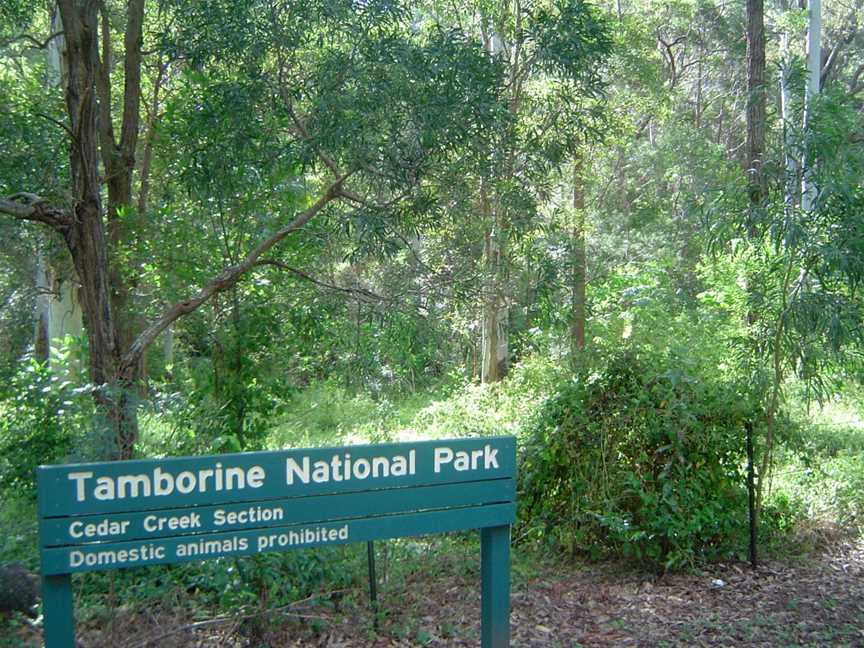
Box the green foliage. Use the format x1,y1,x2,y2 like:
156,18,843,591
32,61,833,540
704,93,864,405
518,349,755,570
0,358,85,495
0,497,37,569
270,379,438,447
409,355,564,439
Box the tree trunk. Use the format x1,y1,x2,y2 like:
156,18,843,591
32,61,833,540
481,179,506,383
780,14,796,215
33,252,84,372
56,0,138,459
570,154,587,363
801,0,822,212
745,0,770,530
745,0,767,220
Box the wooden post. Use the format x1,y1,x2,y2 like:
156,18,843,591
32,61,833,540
481,525,510,648
42,573,75,648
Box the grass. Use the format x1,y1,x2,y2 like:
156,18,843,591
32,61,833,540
268,379,444,448
755,400,864,561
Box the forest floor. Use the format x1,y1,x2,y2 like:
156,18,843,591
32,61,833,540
14,533,860,648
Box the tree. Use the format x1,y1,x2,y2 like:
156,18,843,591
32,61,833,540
431,0,611,382
745,0,766,221
0,0,504,458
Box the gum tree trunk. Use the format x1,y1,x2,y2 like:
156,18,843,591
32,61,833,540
570,153,587,363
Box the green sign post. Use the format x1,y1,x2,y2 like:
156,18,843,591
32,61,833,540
38,436,516,647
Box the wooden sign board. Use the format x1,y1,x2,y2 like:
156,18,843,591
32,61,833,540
38,436,516,647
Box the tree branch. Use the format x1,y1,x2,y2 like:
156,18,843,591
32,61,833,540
256,259,388,302
1,31,64,50
281,97,341,178
34,111,75,139
119,176,350,375
0,194,71,230
336,186,412,212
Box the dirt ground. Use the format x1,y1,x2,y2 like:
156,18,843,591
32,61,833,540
14,536,864,647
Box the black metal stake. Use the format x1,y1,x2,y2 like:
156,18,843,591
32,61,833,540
746,420,758,570
367,540,379,630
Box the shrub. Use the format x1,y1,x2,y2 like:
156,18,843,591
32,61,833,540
0,358,85,495
518,349,755,570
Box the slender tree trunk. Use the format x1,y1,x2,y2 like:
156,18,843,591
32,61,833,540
479,20,519,384
744,0,768,525
745,0,767,222
780,17,796,215
570,154,586,363
34,252,50,362
801,0,822,212
33,254,84,369
481,178,503,383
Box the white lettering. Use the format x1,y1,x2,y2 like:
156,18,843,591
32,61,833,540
117,474,151,499
434,447,453,473
175,471,195,494
353,458,371,479
484,444,499,469
286,457,310,484
154,467,174,496
247,466,265,488
94,477,115,500
68,472,93,502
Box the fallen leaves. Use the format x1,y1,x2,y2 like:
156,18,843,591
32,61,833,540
19,537,864,647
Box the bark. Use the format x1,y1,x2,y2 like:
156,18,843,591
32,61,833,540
100,0,146,396
745,0,767,219
33,253,50,362
744,0,768,526
53,0,144,458
801,0,822,213
480,179,503,383
570,154,587,362
33,252,84,369
479,22,517,385
780,19,796,216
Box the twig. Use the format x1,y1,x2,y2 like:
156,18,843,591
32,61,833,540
1,31,64,50
35,112,75,139
128,589,349,648
256,258,389,302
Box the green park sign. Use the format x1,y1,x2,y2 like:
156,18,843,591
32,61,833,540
38,436,516,647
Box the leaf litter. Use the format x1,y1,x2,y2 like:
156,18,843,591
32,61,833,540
15,536,864,647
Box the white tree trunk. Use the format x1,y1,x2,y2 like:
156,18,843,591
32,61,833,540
480,27,509,383
780,25,796,214
46,6,66,88
801,0,822,212
34,253,84,371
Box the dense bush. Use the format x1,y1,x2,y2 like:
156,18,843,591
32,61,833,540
0,358,85,495
518,349,756,570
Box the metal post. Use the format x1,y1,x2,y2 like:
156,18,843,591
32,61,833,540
481,525,510,648
367,541,379,630
42,573,75,648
